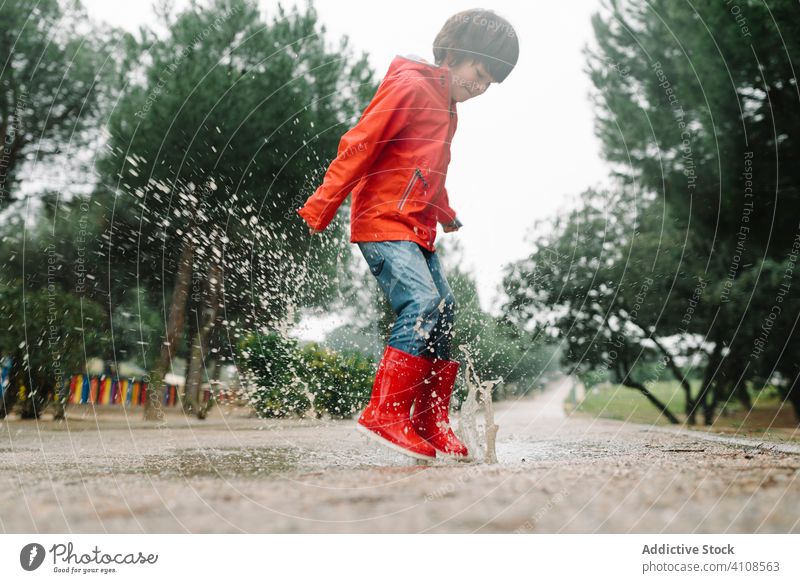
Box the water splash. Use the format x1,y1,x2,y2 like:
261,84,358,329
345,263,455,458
457,345,502,464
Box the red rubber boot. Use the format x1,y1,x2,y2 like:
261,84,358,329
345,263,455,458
356,346,437,460
412,358,471,460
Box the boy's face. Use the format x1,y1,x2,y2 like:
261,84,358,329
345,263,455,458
446,58,496,102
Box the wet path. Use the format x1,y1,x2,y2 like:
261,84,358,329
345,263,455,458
1,377,798,533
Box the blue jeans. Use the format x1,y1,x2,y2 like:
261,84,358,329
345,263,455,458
357,241,456,360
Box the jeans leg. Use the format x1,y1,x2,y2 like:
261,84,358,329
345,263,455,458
424,250,456,361
358,241,443,357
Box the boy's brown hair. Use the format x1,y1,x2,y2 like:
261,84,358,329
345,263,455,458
433,9,519,83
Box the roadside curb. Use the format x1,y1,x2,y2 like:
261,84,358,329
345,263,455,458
639,425,800,456
562,375,800,456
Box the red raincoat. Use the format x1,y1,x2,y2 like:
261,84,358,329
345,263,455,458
297,55,458,252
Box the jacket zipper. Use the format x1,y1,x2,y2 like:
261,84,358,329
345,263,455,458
397,168,428,210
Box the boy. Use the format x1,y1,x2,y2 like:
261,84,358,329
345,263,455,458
297,9,519,461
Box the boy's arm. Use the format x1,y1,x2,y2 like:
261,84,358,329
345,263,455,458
297,76,417,231
434,186,458,226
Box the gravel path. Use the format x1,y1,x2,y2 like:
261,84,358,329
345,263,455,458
1,377,798,533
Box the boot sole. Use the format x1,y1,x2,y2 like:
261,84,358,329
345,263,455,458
433,448,473,462
356,424,437,461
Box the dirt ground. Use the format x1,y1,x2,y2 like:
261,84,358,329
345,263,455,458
1,377,798,533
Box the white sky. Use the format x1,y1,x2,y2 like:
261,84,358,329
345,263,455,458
82,0,609,337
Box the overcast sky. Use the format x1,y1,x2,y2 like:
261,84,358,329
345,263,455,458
82,0,609,337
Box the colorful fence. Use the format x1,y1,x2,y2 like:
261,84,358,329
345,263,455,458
63,375,212,407
1,356,219,408
0,357,10,399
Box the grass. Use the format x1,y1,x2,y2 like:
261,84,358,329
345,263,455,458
572,380,800,442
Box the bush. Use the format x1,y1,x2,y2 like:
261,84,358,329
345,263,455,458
299,342,374,418
238,332,375,419
238,333,309,418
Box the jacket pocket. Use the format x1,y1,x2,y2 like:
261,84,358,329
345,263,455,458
397,168,428,211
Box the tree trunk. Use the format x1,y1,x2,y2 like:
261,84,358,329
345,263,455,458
52,377,68,420
734,380,752,410
786,371,800,423
706,380,724,425
204,355,225,417
704,346,751,425
183,336,203,416
212,358,223,385
183,263,221,417
690,342,722,425
649,335,697,421
617,362,680,424
145,232,194,421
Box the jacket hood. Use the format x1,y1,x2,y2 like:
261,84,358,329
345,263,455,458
384,54,452,102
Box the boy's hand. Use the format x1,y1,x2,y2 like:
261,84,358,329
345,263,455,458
442,218,462,233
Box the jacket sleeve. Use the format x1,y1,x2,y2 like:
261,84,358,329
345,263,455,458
434,107,458,225
434,186,458,224
297,76,417,231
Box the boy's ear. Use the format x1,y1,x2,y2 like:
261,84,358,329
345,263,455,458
440,51,455,67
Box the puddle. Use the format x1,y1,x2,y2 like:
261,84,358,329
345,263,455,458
139,447,299,478
134,445,429,479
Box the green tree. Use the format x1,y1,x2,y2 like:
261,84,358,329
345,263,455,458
0,0,118,207
95,0,377,418
503,186,800,425
504,189,686,423
0,278,107,419
585,0,800,423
